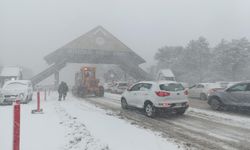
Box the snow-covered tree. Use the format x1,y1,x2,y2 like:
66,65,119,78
181,37,211,82
155,46,184,69
212,38,250,81
154,37,250,83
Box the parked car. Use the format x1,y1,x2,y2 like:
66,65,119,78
104,82,113,92
216,81,229,88
188,83,224,100
1,80,33,104
121,81,189,117
180,82,189,89
0,89,4,104
111,82,129,94
208,81,250,110
226,81,239,88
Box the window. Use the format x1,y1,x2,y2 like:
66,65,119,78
228,83,248,92
140,83,152,91
160,83,184,91
118,83,128,87
196,84,205,88
130,83,143,91
189,85,196,89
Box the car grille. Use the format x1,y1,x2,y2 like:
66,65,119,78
4,95,18,102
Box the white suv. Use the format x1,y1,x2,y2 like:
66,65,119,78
121,81,189,117
111,82,129,94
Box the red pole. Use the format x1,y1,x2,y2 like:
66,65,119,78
37,91,40,112
13,101,20,150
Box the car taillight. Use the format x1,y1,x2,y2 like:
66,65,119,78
155,91,170,97
184,90,188,95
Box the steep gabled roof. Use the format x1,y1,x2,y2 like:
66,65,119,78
45,26,145,64
61,26,132,52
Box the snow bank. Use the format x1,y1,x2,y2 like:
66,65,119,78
0,97,65,150
51,93,183,150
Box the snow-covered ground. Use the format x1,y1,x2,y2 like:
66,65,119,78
0,92,184,150
188,107,250,129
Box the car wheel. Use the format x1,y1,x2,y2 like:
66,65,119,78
210,98,222,110
121,98,128,109
176,108,186,115
200,93,207,100
144,103,156,118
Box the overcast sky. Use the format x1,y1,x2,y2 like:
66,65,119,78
1,0,250,74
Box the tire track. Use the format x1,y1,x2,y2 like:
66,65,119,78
79,96,250,150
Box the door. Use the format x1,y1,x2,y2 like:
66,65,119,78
192,84,204,98
226,83,248,106
135,83,153,108
244,83,250,106
126,83,142,106
188,85,196,98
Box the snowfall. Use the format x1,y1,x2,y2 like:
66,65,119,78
0,92,184,150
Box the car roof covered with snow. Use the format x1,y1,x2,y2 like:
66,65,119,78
138,80,180,85
157,69,175,77
138,81,156,84
3,80,31,86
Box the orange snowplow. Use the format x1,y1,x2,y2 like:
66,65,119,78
73,66,104,97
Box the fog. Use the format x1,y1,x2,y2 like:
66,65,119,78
1,0,250,84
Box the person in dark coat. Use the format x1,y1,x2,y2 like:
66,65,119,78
58,81,69,101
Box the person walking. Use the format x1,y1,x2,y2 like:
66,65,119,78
58,81,69,101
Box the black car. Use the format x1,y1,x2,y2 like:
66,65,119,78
208,81,250,110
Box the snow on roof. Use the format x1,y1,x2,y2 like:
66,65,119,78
158,69,174,77
0,67,22,77
44,26,145,65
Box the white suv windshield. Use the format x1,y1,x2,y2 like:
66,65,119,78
160,83,185,91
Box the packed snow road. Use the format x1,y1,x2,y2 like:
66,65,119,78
0,92,185,150
78,93,250,150
1,92,250,150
